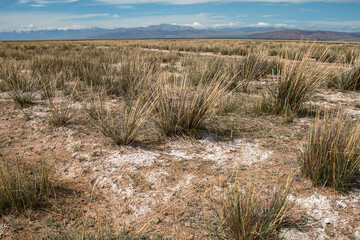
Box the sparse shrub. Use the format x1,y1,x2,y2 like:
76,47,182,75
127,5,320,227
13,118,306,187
213,182,293,240
258,49,332,116
300,111,360,191
92,96,155,145
154,73,230,136
0,158,53,214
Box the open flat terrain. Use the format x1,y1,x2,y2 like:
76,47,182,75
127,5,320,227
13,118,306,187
0,39,360,239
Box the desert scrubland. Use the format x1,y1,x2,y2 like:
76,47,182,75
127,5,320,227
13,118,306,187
0,39,359,239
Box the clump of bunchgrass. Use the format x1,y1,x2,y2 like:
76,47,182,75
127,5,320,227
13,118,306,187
48,95,73,127
154,73,230,136
329,57,360,91
0,158,53,214
0,60,39,107
230,46,273,92
92,95,155,145
258,48,333,116
184,56,225,86
106,52,158,99
300,111,360,191
47,78,78,127
213,181,293,240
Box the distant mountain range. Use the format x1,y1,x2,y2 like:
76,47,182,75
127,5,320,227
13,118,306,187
1,24,359,41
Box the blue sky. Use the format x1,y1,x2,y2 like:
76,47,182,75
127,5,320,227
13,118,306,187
0,0,359,32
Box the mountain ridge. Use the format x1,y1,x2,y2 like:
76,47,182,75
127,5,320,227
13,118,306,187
0,24,359,41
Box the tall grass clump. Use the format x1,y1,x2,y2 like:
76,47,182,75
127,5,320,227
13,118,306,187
183,56,225,86
47,77,77,127
48,93,73,127
230,46,273,92
154,73,230,136
300,111,360,191
259,49,332,116
91,95,155,145
0,159,53,214
108,53,158,99
213,181,293,240
0,60,39,107
329,57,360,91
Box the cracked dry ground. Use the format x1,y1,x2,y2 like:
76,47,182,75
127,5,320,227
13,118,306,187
0,90,360,239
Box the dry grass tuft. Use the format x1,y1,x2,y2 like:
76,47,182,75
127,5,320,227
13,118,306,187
154,73,230,136
0,158,53,214
258,48,333,116
329,57,360,91
0,60,39,107
91,95,155,145
231,46,274,92
300,111,360,191
213,180,294,240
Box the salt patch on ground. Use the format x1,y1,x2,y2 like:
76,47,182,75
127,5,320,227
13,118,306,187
26,117,45,128
163,174,196,202
68,102,83,110
168,149,200,160
295,194,343,227
288,192,359,239
344,108,360,116
107,149,161,167
95,174,136,197
0,92,9,101
319,92,360,103
129,204,152,218
280,228,310,240
306,100,360,116
167,138,271,165
234,139,271,164
146,169,169,188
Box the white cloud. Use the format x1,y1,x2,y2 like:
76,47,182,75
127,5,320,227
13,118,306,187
250,22,295,28
118,5,134,9
212,22,237,28
69,13,110,19
251,22,271,27
19,0,78,5
181,22,204,28
0,12,221,31
93,0,360,5
304,20,360,31
274,23,294,27
262,15,276,17
0,12,113,31
309,20,360,26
